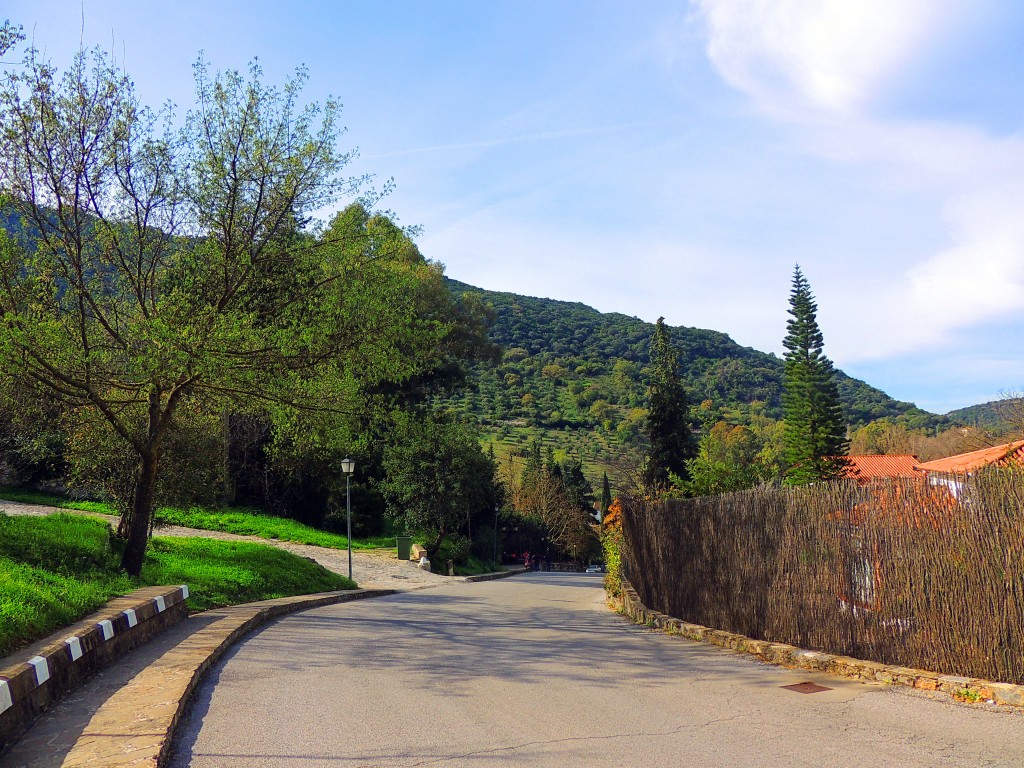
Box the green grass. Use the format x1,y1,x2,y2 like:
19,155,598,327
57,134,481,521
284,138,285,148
153,506,394,550
0,488,395,550
0,512,354,657
0,487,116,516
139,537,354,611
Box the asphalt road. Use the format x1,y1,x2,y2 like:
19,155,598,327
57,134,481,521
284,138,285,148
169,573,1024,767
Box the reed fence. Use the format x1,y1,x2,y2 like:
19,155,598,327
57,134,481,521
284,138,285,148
621,469,1024,684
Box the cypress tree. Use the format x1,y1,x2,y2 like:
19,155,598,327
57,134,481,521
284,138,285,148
782,266,850,484
600,471,612,516
644,317,697,487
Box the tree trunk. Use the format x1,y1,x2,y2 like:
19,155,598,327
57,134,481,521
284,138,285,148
425,529,446,569
120,449,159,576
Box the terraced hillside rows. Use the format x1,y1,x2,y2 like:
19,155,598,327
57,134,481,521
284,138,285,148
441,278,945,485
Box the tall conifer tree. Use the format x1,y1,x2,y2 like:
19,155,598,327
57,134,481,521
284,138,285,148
782,267,850,484
644,317,696,487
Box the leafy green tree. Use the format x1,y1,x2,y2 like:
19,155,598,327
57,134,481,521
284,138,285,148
0,20,22,58
781,267,850,484
559,458,594,513
379,411,499,565
682,422,770,496
644,317,696,487
0,48,443,574
848,418,925,456
600,472,612,516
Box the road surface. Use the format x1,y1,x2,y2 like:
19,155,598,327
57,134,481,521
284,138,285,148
170,573,1024,767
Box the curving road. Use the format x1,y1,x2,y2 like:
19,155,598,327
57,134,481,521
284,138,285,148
170,573,1024,768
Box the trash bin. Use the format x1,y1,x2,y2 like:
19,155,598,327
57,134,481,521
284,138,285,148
396,536,412,560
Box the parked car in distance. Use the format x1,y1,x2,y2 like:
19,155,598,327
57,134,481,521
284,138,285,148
585,564,604,573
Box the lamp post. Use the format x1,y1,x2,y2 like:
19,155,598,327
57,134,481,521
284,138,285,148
493,504,500,564
341,456,355,581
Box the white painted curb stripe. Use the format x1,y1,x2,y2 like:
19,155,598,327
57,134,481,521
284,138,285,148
0,679,12,713
155,595,166,613
65,636,83,661
124,608,138,628
28,656,50,685
98,620,114,641
180,584,189,599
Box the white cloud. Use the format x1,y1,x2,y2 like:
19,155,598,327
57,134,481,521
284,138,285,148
692,0,1024,368
694,0,944,113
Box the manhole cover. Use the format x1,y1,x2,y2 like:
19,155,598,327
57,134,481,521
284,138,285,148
782,681,832,694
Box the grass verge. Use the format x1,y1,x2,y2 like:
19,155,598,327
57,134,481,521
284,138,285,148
452,556,503,576
0,488,116,516
153,506,394,550
0,488,395,550
0,512,354,658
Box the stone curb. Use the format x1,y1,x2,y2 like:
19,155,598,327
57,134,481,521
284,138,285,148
616,581,1024,709
0,585,190,751
56,588,397,768
463,566,528,582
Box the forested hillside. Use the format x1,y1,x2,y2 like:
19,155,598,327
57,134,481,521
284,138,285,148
944,398,1022,433
441,278,943,482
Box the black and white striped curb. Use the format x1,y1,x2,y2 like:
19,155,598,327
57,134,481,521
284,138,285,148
0,584,190,717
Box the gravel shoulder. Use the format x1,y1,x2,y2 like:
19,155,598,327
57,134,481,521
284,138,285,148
0,499,456,590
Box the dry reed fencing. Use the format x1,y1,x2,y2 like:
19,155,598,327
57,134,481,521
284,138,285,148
620,469,1024,684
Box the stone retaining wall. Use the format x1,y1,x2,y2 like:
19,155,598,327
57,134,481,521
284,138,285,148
617,580,1024,708
0,585,189,750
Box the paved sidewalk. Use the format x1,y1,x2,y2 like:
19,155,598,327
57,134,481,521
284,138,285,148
0,589,394,768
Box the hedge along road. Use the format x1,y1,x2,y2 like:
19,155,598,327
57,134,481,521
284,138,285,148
169,574,1024,768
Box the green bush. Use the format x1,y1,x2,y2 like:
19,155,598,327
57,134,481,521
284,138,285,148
601,529,623,598
437,534,471,566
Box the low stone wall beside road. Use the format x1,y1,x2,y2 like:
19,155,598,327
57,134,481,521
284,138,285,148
0,585,190,751
616,580,1024,709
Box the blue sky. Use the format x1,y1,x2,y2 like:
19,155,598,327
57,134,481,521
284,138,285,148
5,1,1024,414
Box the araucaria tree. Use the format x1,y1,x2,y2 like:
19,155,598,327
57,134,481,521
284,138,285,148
0,47,441,575
781,266,849,484
644,317,696,488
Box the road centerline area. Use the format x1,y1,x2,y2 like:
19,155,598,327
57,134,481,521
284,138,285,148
169,574,1024,768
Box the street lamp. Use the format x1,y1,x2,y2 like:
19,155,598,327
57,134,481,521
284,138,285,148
493,504,500,563
341,456,355,581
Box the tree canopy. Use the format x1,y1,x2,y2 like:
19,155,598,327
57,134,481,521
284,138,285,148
0,45,464,573
379,410,500,563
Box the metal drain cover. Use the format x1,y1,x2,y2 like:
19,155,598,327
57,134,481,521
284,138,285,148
782,681,833,694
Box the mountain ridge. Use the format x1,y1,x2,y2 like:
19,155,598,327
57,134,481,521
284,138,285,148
444,276,941,429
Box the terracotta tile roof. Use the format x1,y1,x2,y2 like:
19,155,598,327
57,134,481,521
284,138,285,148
842,454,921,481
916,440,1024,475
834,476,958,528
